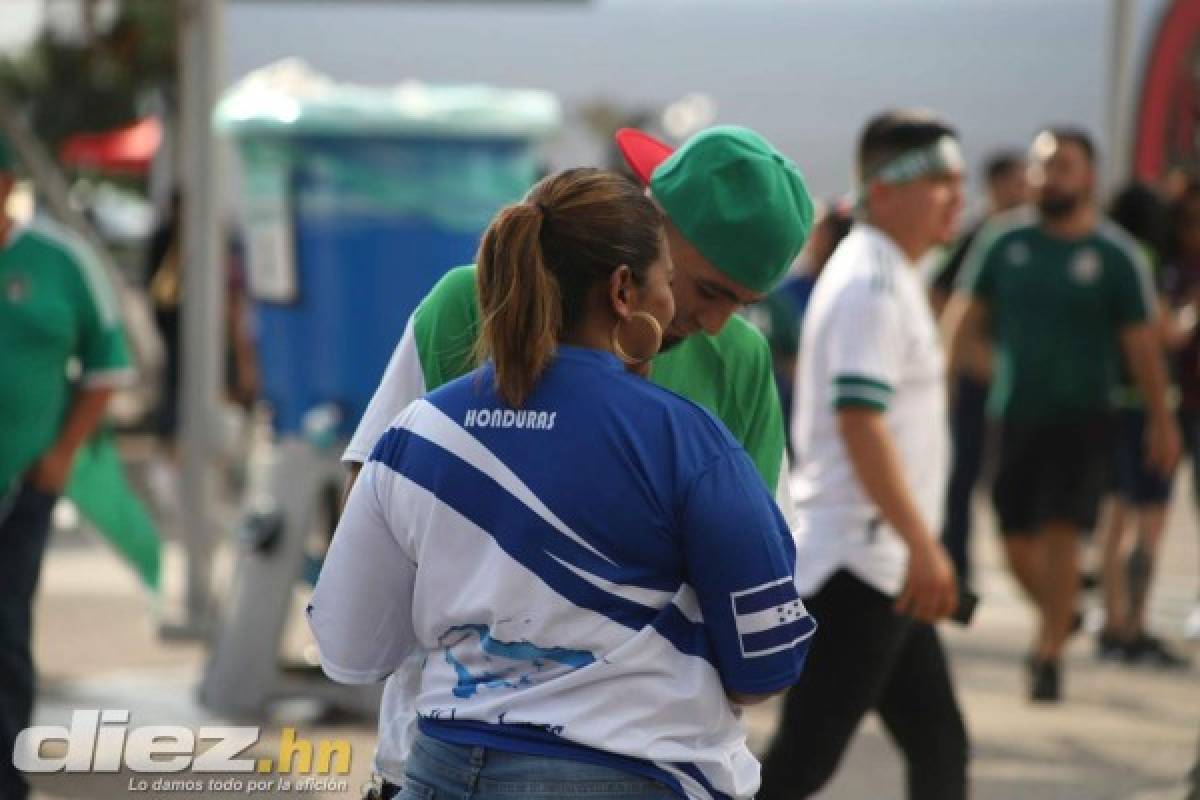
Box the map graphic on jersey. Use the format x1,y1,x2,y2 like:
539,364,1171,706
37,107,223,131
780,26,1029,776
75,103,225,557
439,624,596,699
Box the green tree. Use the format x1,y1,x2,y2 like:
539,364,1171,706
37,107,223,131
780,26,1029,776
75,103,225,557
0,0,177,152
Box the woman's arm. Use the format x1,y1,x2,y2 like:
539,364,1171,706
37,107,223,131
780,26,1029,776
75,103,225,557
307,463,418,683
682,449,815,702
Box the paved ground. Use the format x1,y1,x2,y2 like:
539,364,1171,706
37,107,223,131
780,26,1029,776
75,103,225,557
22,468,1200,799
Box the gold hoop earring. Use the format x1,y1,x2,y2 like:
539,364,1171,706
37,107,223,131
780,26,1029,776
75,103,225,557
611,311,663,365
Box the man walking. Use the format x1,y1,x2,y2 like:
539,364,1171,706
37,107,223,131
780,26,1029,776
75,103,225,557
946,128,1180,702
0,138,133,800
759,109,968,800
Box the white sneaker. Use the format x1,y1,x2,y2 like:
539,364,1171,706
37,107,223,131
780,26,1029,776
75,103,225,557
1186,604,1200,640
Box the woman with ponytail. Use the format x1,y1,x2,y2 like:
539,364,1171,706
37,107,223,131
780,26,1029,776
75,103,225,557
309,169,814,800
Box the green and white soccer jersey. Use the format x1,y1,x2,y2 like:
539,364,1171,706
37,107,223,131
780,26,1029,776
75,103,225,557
960,214,1154,423
789,225,949,597
344,264,789,493
0,219,133,490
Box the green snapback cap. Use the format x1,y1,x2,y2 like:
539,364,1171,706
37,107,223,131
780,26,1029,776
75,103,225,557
616,125,814,294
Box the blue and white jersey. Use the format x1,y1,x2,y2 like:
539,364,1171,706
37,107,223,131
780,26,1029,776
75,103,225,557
308,347,814,799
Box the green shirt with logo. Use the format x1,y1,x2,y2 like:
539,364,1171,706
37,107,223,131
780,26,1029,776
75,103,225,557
960,215,1154,424
410,265,787,491
0,219,132,490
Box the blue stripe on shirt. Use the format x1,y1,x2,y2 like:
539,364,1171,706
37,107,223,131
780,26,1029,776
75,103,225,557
651,602,715,664
732,580,799,616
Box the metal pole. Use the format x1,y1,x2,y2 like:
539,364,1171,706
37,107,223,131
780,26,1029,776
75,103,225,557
172,0,224,637
1107,0,1136,191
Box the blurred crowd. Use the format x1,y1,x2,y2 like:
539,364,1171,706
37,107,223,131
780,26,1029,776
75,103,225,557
744,140,1200,666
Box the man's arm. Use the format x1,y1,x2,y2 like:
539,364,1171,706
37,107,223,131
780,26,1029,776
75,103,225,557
837,409,957,622
37,227,132,493
1113,244,1182,475
309,464,418,683
929,225,979,316
941,292,991,383
27,387,114,493
1120,322,1182,473
1161,294,1196,351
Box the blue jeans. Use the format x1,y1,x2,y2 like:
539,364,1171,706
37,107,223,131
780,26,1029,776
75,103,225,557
396,733,676,799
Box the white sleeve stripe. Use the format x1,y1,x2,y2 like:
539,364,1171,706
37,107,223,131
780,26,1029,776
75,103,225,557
1099,221,1157,316
735,602,811,636
834,386,892,404
672,584,704,624
82,366,136,388
740,626,817,659
546,552,676,609
30,218,121,327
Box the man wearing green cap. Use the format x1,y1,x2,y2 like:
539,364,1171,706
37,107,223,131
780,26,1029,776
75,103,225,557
341,125,813,796
0,137,134,800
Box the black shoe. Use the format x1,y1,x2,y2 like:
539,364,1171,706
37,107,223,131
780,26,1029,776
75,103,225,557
1095,631,1126,662
1124,633,1191,669
1029,658,1061,703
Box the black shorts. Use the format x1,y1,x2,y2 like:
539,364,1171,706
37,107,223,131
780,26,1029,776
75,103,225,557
993,414,1113,535
1111,408,1173,506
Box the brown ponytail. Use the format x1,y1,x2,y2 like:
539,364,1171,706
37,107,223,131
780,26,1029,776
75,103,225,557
476,203,561,408
475,168,664,407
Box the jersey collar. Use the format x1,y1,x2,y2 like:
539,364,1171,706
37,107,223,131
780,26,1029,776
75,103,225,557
859,223,913,268
554,345,625,373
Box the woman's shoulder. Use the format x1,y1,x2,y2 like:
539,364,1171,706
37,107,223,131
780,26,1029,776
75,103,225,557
615,368,742,452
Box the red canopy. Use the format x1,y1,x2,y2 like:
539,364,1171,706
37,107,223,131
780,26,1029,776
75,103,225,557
60,117,162,175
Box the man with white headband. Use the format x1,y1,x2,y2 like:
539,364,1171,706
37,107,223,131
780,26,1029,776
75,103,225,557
759,110,968,800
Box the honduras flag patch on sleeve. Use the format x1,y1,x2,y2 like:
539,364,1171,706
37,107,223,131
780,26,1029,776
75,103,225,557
731,577,816,658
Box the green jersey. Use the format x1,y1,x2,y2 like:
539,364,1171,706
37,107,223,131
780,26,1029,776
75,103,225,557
0,219,132,490
961,215,1154,423
344,264,788,492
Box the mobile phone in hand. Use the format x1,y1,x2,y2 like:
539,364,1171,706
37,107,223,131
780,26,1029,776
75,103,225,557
950,587,979,626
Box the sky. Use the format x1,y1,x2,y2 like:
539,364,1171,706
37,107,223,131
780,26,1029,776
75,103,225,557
0,0,43,55
224,0,1169,199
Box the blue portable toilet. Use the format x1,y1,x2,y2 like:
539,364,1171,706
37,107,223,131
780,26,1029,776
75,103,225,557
215,61,561,436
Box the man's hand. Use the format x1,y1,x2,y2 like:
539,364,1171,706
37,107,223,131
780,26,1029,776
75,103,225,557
1145,412,1182,476
895,536,958,624
28,386,115,495
837,408,958,624
1121,322,1178,476
27,446,75,494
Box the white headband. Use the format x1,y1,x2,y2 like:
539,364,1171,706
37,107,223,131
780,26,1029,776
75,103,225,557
868,135,965,185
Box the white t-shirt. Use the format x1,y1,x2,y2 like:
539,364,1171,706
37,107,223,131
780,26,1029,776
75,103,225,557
789,224,949,597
